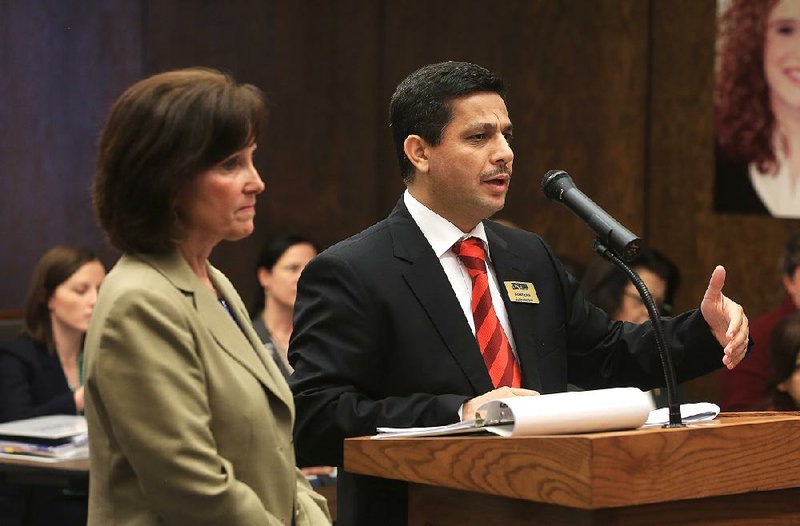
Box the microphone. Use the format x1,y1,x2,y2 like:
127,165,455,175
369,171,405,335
542,169,684,427
541,169,640,261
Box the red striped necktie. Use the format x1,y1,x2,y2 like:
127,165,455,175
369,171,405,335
453,237,522,388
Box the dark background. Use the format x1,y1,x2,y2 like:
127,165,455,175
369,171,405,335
1,0,794,402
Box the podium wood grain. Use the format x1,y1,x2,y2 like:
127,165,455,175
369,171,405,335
344,413,800,524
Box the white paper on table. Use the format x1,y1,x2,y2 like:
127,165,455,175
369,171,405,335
477,387,652,437
0,415,87,441
374,387,651,438
643,402,720,427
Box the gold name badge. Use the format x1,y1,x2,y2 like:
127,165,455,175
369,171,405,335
503,281,539,303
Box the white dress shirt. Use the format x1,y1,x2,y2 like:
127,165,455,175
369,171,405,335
749,135,800,218
403,190,518,357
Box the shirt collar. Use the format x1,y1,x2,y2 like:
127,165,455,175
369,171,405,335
403,190,490,258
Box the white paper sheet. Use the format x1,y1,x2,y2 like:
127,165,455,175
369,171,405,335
643,402,720,427
478,387,651,437
374,387,651,438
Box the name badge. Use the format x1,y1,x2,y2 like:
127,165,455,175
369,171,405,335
503,281,539,304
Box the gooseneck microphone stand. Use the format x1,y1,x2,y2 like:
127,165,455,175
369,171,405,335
593,240,684,428
541,169,684,427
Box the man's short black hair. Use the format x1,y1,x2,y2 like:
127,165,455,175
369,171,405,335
389,61,506,182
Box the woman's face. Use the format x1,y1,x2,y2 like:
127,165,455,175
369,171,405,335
258,242,318,311
48,260,106,334
614,268,667,324
175,143,265,245
765,0,800,113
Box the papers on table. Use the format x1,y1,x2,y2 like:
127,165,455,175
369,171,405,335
0,415,89,462
375,387,651,439
374,388,721,439
643,402,720,427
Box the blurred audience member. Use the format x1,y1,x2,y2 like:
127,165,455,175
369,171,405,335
250,235,336,487
0,245,105,526
251,234,319,377
769,311,800,410
582,248,680,322
721,233,800,410
581,248,681,407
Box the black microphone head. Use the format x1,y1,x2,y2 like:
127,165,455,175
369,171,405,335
541,169,575,201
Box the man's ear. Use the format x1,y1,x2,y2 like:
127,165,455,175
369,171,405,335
403,135,430,174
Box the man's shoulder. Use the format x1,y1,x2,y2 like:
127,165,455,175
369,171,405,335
322,218,393,260
484,220,549,252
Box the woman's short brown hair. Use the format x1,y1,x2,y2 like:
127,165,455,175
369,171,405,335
24,245,100,352
94,67,267,254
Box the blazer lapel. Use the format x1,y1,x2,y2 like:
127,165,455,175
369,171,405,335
194,284,276,387
141,250,291,407
485,226,544,392
388,200,494,395
207,268,295,408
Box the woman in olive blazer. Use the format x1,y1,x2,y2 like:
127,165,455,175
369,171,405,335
84,68,330,526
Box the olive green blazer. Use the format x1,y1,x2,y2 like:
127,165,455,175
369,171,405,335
84,249,330,525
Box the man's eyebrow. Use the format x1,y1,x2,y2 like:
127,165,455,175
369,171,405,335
463,122,513,133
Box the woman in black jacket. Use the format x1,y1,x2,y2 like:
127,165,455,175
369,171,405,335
0,245,104,526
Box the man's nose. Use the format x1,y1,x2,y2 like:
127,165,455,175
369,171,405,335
492,135,514,165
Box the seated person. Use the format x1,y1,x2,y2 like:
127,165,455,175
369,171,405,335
768,311,800,411
581,248,680,323
720,233,800,410
581,249,682,406
250,234,335,488
251,234,319,377
0,245,105,526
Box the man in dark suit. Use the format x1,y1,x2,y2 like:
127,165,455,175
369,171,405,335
289,61,750,526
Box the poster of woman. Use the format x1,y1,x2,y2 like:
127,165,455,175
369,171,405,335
715,0,800,218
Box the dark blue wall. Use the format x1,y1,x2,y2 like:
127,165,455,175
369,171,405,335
0,0,142,310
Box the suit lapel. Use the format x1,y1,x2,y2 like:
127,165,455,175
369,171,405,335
141,250,292,409
389,201,494,395
207,269,294,407
485,226,543,391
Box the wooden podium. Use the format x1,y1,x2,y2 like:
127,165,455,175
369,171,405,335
344,413,800,525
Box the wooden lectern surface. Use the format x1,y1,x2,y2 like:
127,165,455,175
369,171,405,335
344,413,800,510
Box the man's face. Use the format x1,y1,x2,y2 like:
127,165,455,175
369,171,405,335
412,92,513,232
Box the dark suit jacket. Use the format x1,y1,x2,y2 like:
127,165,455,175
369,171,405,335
0,336,77,423
0,336,85,526
290,199,725,526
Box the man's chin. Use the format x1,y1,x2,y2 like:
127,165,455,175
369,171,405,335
487,195,507,214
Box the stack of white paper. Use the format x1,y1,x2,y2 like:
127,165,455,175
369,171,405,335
374,388,719,439
0,415,88,462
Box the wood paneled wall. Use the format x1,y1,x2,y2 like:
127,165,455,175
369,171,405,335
0,0,142,308
1,0,789,401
